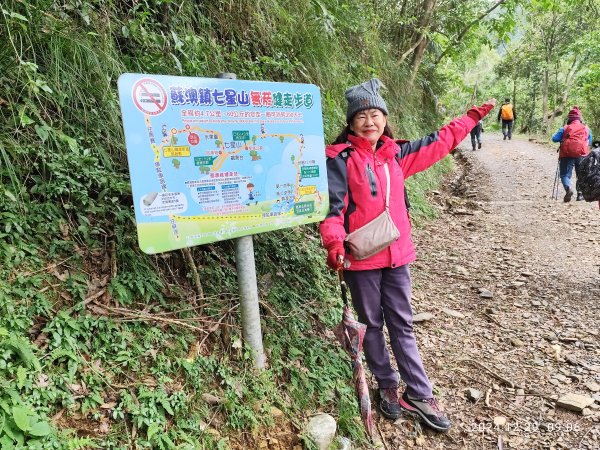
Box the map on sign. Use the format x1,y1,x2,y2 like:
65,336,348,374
118,74,329,254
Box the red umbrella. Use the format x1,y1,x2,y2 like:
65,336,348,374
333,271,374,440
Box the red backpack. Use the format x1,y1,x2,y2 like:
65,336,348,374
559,122,589,158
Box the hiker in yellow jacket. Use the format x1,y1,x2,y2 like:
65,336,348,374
497,98,516,140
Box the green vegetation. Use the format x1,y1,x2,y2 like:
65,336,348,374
0,0,557,448
441,0,600,139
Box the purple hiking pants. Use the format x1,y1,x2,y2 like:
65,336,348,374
344,265,433,398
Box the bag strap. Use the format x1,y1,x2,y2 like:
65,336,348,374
384,163,391,210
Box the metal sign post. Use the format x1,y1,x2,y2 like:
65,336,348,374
233,234,266,369
217,72,265,369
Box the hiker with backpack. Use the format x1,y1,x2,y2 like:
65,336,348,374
470,119,484,150
551,106,593,202
497,97,516,140
320,78,496,432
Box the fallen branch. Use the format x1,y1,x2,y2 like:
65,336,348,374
455,358,517,388
485,388,492,407
132,294,239,316
483,313,508,329
577,424,597,448
259,299,320,320
258,300,281,319
60,289,107,316
20,256,75,278
95,303,236,334
452,361,557,404
443,430,459,445
110,239,117,279
484,404,517,420
85,288,107,305
375,416,390,450
199,303,241,351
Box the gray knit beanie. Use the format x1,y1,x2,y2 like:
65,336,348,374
345,78,389,123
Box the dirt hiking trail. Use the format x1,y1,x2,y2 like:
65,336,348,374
375,132,600,449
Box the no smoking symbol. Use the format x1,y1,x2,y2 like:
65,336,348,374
133,78,168,116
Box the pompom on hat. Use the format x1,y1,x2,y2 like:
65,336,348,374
345,78,389,122
568,106,582,123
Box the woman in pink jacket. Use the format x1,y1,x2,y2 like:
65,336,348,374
320,78,495,431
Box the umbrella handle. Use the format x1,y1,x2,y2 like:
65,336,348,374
338,270,349,307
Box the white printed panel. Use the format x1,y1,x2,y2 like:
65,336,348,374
140,192,187,216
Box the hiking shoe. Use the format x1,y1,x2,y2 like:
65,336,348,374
503,135,507,140
472,146,476,151
564,187,573,202
379,387,402,419
576,192,584,201
478,142,482,149
399,392,451,432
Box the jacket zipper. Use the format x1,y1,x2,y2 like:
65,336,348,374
365,163,377,197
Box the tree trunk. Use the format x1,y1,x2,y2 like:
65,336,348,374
398,35,425,66
545,56,581,121
542,68,550,135
527,90,537,133
397,0,409,45
408,0,436,83
512,79,516,109
409,38,428,84
512,79,517,131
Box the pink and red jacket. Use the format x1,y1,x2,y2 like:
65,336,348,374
320,104,493,271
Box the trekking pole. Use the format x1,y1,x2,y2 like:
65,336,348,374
552,162,558,200
552,146,561,200
552,160,560,200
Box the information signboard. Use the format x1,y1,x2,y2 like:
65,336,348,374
118,74,329,254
